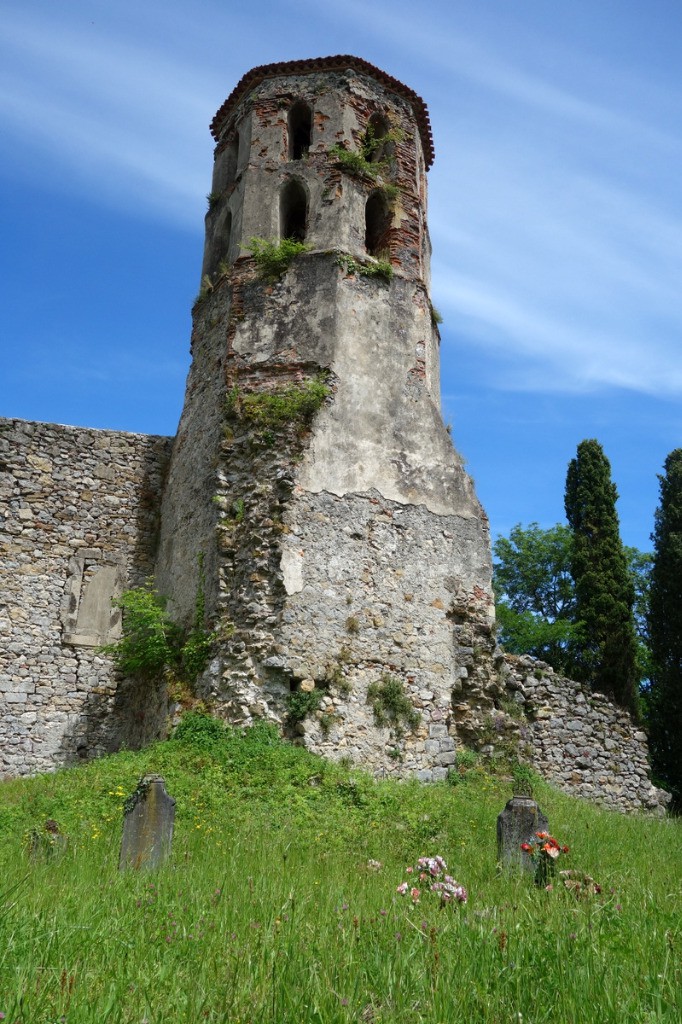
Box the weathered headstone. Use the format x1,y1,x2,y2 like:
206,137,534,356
119,775,175,871
496,795,549,873
28,819,68,862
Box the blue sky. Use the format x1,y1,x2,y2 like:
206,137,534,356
2,0,680,552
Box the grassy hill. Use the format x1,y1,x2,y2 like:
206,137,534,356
1,715,680,1023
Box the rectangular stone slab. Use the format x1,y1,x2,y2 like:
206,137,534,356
119,775,175,871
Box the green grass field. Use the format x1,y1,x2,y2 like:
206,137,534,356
1,716,680,1023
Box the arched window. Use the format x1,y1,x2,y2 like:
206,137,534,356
217,209,232,265
365,190,391,257
225,132,240,184
366,113,392,164
288,101,312,160
280,179,308,242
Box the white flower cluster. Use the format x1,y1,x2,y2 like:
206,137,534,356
396,855,467,905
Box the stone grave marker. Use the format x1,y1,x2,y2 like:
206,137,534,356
497,794,549,874
28,819,68,861
119,774,175,871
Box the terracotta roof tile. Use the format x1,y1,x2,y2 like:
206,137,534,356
210,55,434,168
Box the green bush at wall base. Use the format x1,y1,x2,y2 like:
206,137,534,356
102,571,215,685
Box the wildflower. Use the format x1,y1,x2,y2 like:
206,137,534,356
521,832,569,885
367,859,382,871
397,855,467,907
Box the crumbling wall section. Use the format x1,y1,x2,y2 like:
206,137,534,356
0,418,172,777
500,654,669,814
185,253,500,779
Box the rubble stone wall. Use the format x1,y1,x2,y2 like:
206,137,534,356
501,654,669,814
0,417,173,777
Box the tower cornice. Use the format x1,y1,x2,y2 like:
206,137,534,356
209,55,435,168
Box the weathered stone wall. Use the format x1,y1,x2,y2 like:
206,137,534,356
178,251,499,779
0,418,173,777
500,654,669,814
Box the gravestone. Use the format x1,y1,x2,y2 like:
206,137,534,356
28,819,68,861
119,775,175,871
497,795,549,873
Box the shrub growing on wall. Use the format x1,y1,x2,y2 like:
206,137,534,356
104,581,179,678
103,563,215,684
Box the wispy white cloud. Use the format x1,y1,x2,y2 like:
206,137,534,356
2,0,681,398
288,0,682,395
429,141,682,395
0,8,216,225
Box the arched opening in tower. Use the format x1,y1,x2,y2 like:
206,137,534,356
225,132,240,184
216,209,232,266
366,113,393,164
288,102,312,160
365,190,392,257
280,179,308,242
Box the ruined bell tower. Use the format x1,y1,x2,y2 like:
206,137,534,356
155,57,499,778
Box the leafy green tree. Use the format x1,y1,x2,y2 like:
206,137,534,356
647,449,682,804
493,523,652,685
492,523,580,673
564,439,639,714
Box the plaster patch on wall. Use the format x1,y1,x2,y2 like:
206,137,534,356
61,553,125,647
280,546,304,594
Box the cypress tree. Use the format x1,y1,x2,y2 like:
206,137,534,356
647,449,682,804
564,439,639,714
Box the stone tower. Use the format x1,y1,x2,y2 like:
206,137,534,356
155,57,498,778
